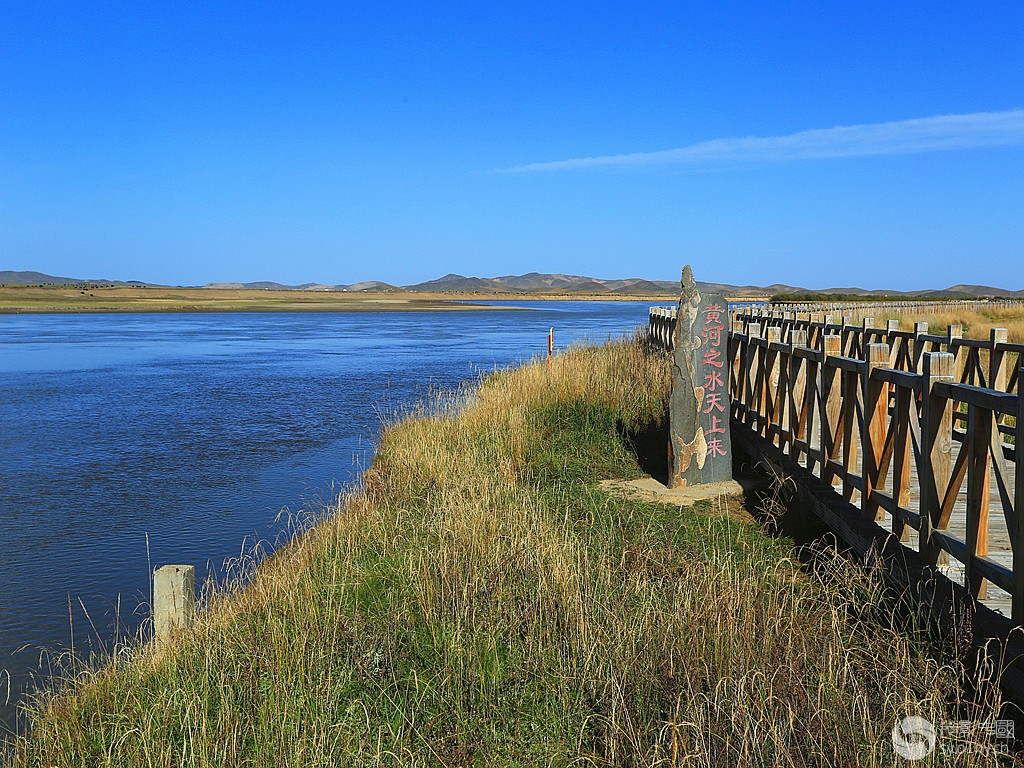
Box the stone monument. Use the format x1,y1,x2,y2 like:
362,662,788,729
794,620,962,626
668,265,733,487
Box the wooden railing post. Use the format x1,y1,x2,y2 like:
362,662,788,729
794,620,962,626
805,331,822,472
862,343,890,521
991,328,1009,393
892,381,914,542
788,330,808,462
886,319,900,367
949,324,965,382
729,320,744,408
919,353,954,565
766,327,782,444
1015,367,1024,622
858,317,874,358
821,335,842,488
809,313,823,348
913,322,929,373
970,327,1013,599
747,323,763,430
965,399,993,599
842,360,862,505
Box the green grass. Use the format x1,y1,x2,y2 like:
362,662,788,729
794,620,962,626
11,336,1005,766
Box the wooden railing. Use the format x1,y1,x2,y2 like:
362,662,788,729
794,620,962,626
648,306,677,349
654,300,1024,328
730,310,1021,397
650,304,1024,623
739,299,1024,324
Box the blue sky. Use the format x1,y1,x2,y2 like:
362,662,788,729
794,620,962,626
2,2,1022,289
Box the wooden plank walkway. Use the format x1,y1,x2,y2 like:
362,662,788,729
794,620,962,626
651,304,1024,622
652,302,1024,700
797,417,1017,616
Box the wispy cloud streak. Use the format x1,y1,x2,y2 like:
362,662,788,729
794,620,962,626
503,110,1024,172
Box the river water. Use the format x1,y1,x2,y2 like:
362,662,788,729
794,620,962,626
0,300,651,734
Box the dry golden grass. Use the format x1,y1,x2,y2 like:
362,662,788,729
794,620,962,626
874,305,1024,344
11,335,1006,766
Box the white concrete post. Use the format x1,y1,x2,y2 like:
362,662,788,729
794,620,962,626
154,564,195,641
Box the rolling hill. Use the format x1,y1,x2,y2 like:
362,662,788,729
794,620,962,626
3,269,1021,298
0,270,154,287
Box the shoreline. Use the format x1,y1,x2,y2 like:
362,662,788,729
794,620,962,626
14,337,987,763
0,286,677,314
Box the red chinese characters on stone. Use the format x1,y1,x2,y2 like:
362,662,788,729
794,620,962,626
703,369,724,390
706,437,728,458
703,304,725,323
700,302,728,460
702,347,724,368
700,303,725,346
703,391,726,414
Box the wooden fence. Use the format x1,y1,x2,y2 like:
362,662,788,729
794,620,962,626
727,299,1024,325
648,306,677,350
650,303,1024,625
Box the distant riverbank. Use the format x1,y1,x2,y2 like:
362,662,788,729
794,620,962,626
0,285,677,313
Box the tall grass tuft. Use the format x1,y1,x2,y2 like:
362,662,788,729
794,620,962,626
12,334,1003,766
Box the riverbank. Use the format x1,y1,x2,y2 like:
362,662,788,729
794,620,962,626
12,336,1000,765
0,285,676,313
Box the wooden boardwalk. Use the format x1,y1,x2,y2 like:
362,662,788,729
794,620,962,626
650,303,1024,624
802,414,1018,616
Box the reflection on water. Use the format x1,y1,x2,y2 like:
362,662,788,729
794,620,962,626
0,301,648,733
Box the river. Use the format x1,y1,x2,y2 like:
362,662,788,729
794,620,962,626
0,300,652,734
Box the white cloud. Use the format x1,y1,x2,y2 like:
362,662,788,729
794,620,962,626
502,110,1024,172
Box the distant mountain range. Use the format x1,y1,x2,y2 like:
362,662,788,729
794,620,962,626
2,269,1022,299
0,270,155,287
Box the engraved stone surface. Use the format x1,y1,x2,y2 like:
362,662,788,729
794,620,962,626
668,265,733,487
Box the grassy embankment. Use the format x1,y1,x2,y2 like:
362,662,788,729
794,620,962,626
13,336,1003,766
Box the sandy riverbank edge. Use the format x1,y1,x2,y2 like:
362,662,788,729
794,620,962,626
0,286,679,313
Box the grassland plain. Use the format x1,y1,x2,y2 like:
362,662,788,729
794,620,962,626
0,285,675,313
878,304,1024,344
11,335,1007,766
